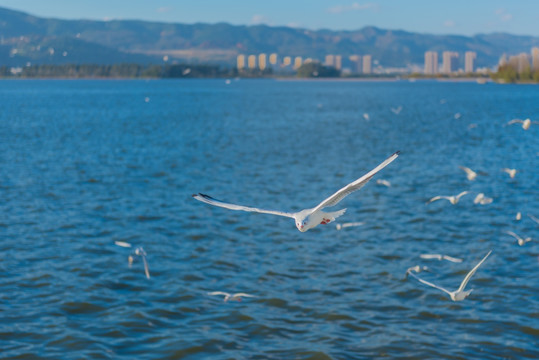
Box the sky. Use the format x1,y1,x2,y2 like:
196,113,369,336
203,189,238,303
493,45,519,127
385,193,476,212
1,0,539,37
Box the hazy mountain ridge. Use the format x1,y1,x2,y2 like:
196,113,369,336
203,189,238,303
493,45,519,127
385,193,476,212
1,6,539,68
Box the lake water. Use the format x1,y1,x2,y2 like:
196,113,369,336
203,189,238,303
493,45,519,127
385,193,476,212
1,79,538,359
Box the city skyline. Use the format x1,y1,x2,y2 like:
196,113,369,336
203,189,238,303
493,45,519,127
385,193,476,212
1,0,539,37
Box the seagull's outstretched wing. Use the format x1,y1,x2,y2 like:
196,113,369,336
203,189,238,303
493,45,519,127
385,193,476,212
233,293,256,298
312,151,400,212
529,214,539,225
208,291,229,296
141,255,150,279
457,250,491,293
193,193,295,218
408,271,452,296
506,119,523,125
442,255,463,263
505,231,521,241
427,196,445,204
456,191,469,199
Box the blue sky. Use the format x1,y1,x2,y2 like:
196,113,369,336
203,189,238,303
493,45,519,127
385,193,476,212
1,0,539,36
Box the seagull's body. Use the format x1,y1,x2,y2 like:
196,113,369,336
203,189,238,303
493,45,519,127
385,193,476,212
408,251,492,301
505,231,532,246
459,166,477,181
420,254,463,263
506,118,538,130
363,113,370,121
193,152,400,232
335,221,364,230
502,168,517,179
208,291,256,302
474,193,493,205
427,191,469,205
516,212,522,221
115,241,150,279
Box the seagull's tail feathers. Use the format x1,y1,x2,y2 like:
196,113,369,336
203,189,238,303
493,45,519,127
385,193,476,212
324,208,347,222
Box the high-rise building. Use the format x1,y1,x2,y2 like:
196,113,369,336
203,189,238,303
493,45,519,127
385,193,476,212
247,55,257,69
293,56,303,69
465,51,477,73
325,55,335,67
258,53,267,70
442,51,459,74
237,54,245,70
282,56,292,67
349,55,362,73
335,55,342,70
424,51,438,74
269,53,278,66
532,47,539,71
362,55,372,74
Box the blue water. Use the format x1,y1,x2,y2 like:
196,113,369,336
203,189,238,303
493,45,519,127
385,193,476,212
1,79,538,359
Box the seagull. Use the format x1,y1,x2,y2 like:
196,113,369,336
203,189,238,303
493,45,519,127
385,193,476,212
506,118,538,130
335,221,364,230
390,106,402,115
515,212,522,221
408,250,492,301
207,292,256,302
115,241,150,279
363,113,370,121
529,214,539,225
468,123,478,129
193,152,400,232
454,112,462,120
502,168,517,179
405,265,429,278
427,191,469,205
459,166,477,181
505,231,532,246
420,254,463,263
376,179,391,187
473,193,493,205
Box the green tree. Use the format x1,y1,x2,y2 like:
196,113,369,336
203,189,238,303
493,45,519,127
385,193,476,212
296,62,340,78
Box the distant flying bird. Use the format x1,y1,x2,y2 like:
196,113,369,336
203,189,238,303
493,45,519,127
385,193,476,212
408,250,492,301
390,106,402,115
193,152,400,232
502,168,517,179
459,166,477,181
405,265,429,278
420,254,463,263
473,193,493,205
207,292,256,302
182,68,191,76
427,191,469,205
363,113,370,121
529,214,539,225
115,241,150,279
376,179,391,187
505,231,532,246
506,118,538,130
454,112,462,119
335,221,364,230
468,123,478,129
515,212,522,221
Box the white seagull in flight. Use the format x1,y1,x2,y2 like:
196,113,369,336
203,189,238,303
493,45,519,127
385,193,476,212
114,241,151,279
207,292,256,302
459,166,477,181
408,250,492,301
427,191,469,205
420,254,463,263
502,168,517,179
193,152,400,232
505,231,532,246
506,118,538,130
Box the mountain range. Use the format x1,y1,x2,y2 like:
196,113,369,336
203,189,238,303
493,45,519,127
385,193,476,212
2,6,539,69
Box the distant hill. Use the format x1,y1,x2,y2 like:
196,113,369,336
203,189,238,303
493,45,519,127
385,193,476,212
2,6,539,68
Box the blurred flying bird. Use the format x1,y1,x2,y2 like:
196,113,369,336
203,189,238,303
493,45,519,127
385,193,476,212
427,191,469,205
408,251,492,301
207,292,256,302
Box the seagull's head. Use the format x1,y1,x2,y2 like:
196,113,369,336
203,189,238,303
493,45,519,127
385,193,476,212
295,219,307,232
